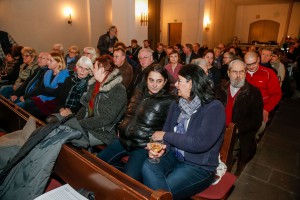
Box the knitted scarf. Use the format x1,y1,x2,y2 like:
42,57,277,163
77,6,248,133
174,96,201,161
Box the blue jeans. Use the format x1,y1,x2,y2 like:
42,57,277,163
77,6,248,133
0,85,13,99
98,139,148,182
142,150,215,200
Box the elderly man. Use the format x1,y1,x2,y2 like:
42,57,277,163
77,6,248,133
215,59,263,175
244,51,281,138
113,48,133,89
127,48,154,99
51,44,64,56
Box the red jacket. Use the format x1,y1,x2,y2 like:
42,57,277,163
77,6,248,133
246,65,281,113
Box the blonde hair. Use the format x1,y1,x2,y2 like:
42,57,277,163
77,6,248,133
50,52,66,70
21,47,37,58
69,45,80,54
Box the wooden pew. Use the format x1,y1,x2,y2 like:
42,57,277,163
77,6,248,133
0,95,44,131
0,95,172,200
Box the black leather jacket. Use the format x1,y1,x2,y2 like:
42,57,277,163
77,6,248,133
119,84,175,151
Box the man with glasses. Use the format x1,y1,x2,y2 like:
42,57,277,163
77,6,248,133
244,51,281,140
215,59,263,175
127,48,154,99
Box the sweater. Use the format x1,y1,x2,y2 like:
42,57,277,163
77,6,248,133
163,100,226,172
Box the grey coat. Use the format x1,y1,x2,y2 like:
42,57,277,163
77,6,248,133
76,69,127,145
0,118,89,200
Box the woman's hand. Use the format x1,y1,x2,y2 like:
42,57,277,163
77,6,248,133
146,142,166,158
93,61,108,83
60,108,72,117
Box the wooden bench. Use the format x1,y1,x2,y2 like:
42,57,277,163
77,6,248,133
192,123,237,200
0,95,172,200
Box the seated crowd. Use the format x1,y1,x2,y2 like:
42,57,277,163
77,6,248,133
1,26,300,199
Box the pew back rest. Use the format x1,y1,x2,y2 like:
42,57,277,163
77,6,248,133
0,95,44,132
0,95,172,200
54,145,172,200
220,123,236,172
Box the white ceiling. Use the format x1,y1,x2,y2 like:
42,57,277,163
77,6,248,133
233,0,299,5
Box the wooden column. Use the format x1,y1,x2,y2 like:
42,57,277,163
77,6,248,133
148,0,161,49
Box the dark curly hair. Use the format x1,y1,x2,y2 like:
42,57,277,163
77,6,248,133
178,64,214,104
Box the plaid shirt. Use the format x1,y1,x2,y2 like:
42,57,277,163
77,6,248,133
0,33,18,60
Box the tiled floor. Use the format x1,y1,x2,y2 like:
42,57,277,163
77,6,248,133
229,98,300,200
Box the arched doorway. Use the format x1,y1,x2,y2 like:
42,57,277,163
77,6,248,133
248,20,280,43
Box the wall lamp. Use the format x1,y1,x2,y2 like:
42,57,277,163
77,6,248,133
205,23,210,32
64,7,73,25
140,12,148,26
204,16,211,32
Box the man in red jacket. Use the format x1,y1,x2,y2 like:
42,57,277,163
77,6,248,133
244,51,281,139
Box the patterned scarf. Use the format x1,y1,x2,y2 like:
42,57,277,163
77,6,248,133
65,73,89,110
174,96,201,161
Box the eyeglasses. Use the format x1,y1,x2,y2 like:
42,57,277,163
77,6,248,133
69,51,77,54
113,55,121,58
230,70,245,75
245,60,257,67
138,56,149,60
83,52,91,55
22,54,31,58
77,65,90,71
38,57,47,60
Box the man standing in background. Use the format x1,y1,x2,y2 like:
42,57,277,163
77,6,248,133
97,26,118,56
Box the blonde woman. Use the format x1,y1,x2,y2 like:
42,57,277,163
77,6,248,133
23,53,69,119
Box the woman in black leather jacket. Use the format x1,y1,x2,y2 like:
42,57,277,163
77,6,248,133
98,64,175,182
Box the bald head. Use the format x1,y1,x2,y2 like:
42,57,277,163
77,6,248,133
244,52,259,72
38,52,50,67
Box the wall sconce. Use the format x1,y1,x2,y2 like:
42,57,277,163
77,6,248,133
140,12,148,26
64,7,73,25
136,0,148,26
204,16,211,32
205,23,210,31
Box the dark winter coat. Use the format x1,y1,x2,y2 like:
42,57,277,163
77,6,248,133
215,80,263,166
119,83,175,151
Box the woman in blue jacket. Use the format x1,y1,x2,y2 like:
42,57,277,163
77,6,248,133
142,64,226,200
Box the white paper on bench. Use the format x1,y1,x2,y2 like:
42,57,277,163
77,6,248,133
34,184,88,200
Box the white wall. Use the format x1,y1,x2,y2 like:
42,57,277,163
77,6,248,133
0,0,147,54
160,0,237,49
112,0,147,47
235,3,300,43
161,0,203,46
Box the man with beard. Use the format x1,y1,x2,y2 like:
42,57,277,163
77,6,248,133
215,59,263,175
